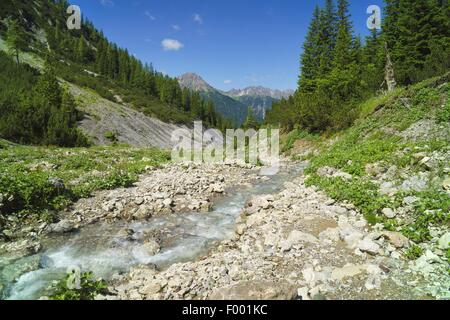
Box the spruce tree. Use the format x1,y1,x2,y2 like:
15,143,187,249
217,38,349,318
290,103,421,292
5,19,27,64
298,6,321,92
333,0,353,68
317,0,337,74
76,36,87,63
243,107,259,130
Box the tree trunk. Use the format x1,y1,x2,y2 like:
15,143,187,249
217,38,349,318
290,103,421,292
384,43,396,92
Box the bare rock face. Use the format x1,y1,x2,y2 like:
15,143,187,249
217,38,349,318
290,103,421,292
209,281,297,300
67,83,193,148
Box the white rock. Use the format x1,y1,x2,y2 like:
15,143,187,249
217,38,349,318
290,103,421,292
357,238,380,255
343,232,364,249
302,267,316,284
141,240,160,256
163,198,173,207
297,287,310,300
280,230,318,251
438,232,450,250
382,231,409,248
331,265,367,281
382,208,396,219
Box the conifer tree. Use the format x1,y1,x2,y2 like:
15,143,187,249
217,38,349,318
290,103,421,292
317,0,337,74
5,19,27,64
298,6,321,92
333,0,353,68
243,107,259,130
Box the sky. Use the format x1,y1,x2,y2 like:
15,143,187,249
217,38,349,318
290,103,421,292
75,0,384,91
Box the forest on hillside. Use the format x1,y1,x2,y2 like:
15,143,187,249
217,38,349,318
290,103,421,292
266,0,450,133
0,0,234,147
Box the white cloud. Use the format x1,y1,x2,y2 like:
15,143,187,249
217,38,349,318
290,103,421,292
224,80,232,84
172,24,181,31
193,13,203,24
145,11,156,20
100,0,114,6
161,39,184,51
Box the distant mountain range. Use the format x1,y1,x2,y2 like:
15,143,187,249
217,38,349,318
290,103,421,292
177,73,294,124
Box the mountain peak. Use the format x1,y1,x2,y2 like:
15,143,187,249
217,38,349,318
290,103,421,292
227,86,294,99
177,73,214,92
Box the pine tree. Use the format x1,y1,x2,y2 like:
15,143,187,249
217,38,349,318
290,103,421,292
76,36,88,63
317,0,337,74
362,29,384,93
333,0,353,68
243,107,259,130
298,6,321,92
5,19,27,64
33,71,62,108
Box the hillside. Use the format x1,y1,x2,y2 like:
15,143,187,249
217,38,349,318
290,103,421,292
281,75,450,297
0,0,230,148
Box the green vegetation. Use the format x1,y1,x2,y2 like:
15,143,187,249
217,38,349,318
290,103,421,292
4,18,27,64
0,51,88,147
50,271,109,300
266,0,449,133
242,107,260,130
405,245,425,260
0,143,169,230
0,1,233,132
303,77,450,243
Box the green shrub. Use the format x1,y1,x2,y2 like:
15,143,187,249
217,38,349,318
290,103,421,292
405,245,424,260
50,271,109,300
436,99,450,123
104,131,118,143
0,165,72,217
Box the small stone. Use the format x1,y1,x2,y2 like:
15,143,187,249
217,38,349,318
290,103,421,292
403,196,419,205
141,239,160,256
162,198,173,207
382,208,396,219
140,283,162,295
297,287,310,300
331,265,366,281
49,219,76,234
438,232,450,250
134,197,144,205
357,238,380,255
280,231,318,251
235,224,246,236
443,178,450,191
382,231,409,248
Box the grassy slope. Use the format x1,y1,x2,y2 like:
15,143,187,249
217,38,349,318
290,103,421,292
287,74,450,258
0,141,169,232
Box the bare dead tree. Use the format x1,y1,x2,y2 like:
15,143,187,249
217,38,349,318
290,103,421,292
384,43,397,92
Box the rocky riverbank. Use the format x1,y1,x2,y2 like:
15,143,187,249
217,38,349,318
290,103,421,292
110,165,449,300
0,163,258,260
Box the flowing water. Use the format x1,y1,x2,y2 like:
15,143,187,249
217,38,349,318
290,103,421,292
0,164,305,300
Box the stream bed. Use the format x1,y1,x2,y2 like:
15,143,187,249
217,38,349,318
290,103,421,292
0,164,305,300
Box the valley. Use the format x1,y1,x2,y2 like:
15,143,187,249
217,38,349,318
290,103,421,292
0,0,449,302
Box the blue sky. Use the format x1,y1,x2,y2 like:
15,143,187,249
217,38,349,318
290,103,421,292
75,0,384,90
